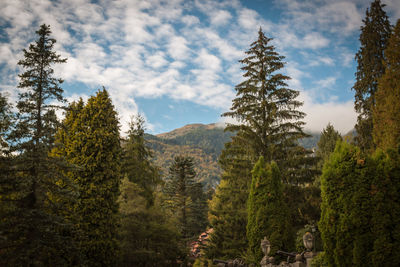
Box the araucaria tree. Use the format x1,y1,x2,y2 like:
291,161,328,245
246,157,293,264
373,19,400,150
353,0,391,151
164,156,206,240
121,114,161,207
53,89,122,266
0,24,78,265
222,28,308,174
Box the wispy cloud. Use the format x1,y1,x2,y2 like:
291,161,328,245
1,0,395,134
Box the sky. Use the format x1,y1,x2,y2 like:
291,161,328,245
1,0,400,135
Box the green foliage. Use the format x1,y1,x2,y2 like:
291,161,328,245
0,24,80,266
246,157,293,264
353,0,392,151
319,141,400,266
310,252,328,267
163,156,208,240
122,114,162,206
369,148,400,266
317,123,342,166
222,28,313,183
205,135,253,260
118,177,184,266
53,89,121,266
373,19,400,151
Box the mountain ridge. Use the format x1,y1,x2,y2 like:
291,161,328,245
146,123,327,188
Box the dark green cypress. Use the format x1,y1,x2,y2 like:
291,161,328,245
373,19,400,150
353,0,392,152
246,157,293,264
53,89,121,266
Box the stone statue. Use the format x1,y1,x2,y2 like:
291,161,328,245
260,237,274,267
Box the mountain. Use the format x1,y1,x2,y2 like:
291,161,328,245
145,123,321,188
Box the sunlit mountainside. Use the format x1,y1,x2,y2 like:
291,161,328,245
145,123,323,188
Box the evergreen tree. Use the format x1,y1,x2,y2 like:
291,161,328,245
118,177,184,266
0,24,79,265
205,134,253,259
246,157,293,264
121,114,161,207
53,89,121,266
0,93,12,154
164,156,203,239
370,148,400,266
353,0,391,151
222,28,311,183
373,19,400,150
316,123,342,174
319,141,374,266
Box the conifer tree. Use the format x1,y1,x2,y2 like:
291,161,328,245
246,157,293,264
319,141,374,266
316,123,342,170
53,89,121,266
222,28,311,183
0,24,79,265
118,176,184,266
121,114,161,207
373,19,400,150
163,156,199,239
205,134,253,259
353,0,391,151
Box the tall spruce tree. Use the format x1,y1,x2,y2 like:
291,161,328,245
0,24,79,265
222,28,310,180
373,19,400,151
246,157,293,264
53,89,121,266
353,0,391,151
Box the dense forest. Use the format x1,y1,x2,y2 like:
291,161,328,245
0,0,399,266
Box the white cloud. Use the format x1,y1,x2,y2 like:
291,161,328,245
210,10,232,26
300,91,356,134
167,36,190,60
314,77,337,89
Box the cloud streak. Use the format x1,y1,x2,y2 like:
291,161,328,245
1,0,397,133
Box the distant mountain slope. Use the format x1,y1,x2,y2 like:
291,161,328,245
145,123,322,188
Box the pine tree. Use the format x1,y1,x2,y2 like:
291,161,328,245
0,24,79,265
121,114,161,207
246,157,293,264
53,89,122,266
373,19,400,150
222,28,310,181
353,0,391,151
205,134,253,259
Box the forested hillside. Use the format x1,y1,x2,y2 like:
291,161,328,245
145,123,321,188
